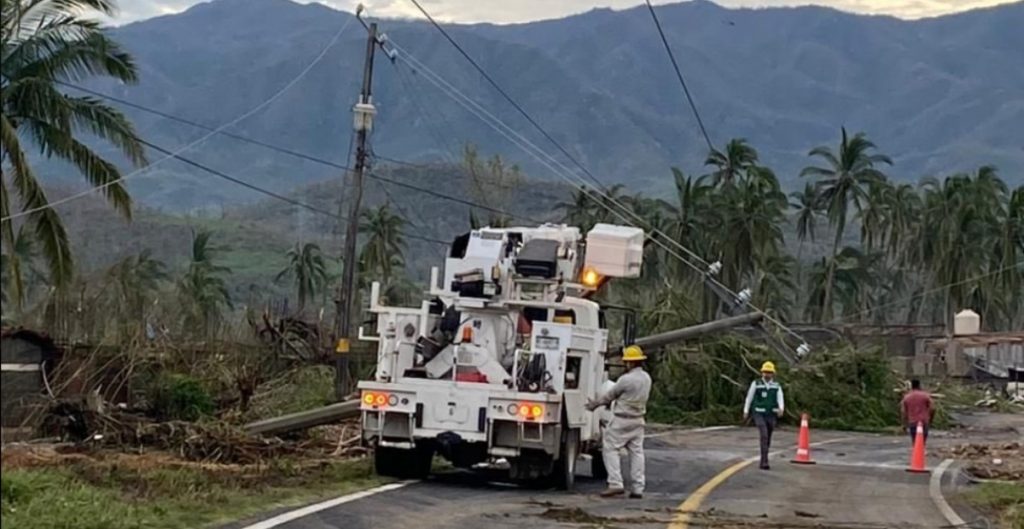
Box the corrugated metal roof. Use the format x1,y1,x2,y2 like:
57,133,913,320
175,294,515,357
0,327,57,348
927,332,1024,347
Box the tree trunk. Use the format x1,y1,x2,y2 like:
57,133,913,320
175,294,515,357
821,231,842,322
795,241,805,309
944,287,953,337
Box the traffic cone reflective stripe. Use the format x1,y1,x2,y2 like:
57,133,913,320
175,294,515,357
907,421,929,474
791,413,816,464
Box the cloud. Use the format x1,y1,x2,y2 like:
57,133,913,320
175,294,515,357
106,0,1019,25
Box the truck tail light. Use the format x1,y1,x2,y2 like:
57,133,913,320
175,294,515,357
516,403,545,420
362,391,391,408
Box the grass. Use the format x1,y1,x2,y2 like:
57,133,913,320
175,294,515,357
0,457,385,529
963,481,1024,528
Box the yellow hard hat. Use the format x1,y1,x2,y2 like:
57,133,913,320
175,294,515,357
760,361,776,373
623,345,646,362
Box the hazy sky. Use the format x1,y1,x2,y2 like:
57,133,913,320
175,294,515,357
112,0,1018,25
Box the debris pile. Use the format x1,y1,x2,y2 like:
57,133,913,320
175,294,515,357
38,399,362,465
943,442,1024,482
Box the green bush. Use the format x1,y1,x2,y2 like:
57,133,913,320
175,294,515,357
147,372,215,421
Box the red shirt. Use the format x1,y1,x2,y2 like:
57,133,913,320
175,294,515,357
901,390,933,426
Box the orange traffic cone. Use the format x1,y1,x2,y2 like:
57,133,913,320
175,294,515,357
907,421,929,474
791,413,816,464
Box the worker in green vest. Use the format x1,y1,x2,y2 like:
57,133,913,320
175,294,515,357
743,361,785,470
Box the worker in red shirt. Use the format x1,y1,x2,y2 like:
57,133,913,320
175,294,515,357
901,379,934,445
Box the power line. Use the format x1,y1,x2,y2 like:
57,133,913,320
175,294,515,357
643,0,715,153
2,15,354,223
137,137,449,246
405,0,606,190
49,82,539,224
137,139,332,219
370,167,446,260
370,167,544,223
56,81,355,174
391,60,461,165
390,37,811,346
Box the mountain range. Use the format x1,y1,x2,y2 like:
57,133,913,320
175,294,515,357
48,0,1024,210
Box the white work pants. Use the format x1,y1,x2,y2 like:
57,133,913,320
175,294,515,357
602,415,645,493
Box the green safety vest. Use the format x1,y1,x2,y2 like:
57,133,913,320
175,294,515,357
751,380,781,413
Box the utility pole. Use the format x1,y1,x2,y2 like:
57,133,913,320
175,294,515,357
335,21,378,400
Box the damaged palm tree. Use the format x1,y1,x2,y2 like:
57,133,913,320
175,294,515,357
1,0,147,301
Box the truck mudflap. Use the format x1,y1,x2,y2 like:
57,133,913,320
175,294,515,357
362,408,415,442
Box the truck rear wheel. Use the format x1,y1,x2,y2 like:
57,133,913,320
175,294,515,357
551,428,580,491
375,446,402,477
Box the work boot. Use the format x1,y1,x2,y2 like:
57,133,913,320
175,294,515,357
600,488,625,498
628,492,643,499
759,463,770,470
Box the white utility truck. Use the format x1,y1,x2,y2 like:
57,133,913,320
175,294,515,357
357,223,644,489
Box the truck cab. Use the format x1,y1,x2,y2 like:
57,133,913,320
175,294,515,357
357,223,643,489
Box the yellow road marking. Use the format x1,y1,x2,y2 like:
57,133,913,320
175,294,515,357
668,437,855,529
668,458,754,529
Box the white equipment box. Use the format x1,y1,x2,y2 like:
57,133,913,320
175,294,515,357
584,223,644,278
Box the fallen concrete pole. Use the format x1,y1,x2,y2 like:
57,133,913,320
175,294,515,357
247,314,766,435
244,399,360,436
633,312,765,350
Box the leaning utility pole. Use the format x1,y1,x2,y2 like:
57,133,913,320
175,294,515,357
335,21,378,400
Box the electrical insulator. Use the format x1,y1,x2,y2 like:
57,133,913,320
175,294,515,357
353,99,377,132
736,288,752,305
796,343,811,358
707,261,722,275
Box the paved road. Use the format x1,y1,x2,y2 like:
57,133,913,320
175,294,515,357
234,425,964,529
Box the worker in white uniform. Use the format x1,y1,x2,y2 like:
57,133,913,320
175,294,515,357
586,345,652,498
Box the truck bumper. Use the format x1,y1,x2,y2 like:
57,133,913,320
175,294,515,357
358,381,563,459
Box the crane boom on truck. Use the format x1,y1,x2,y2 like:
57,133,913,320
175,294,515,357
357,222,644,489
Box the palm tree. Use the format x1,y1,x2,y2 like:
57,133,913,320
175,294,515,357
800,127,892,321
788,182,822,300
359,205,406,286
666,169,714,260
751,251,796,320
993,186,1024,326
713,167,787,293
559,186,600,233
276,242,329,312
858,179,894,253
0,224,42,311
705,138,758,187
884,183,921,263
178,229,232,336
1,0,146,289
102,249,167,337
804,247,877,321
918,168,1008,326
